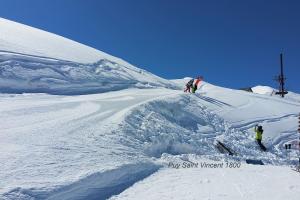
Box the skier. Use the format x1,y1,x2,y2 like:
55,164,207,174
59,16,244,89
192,76,203,93
254,125,267,151
184,78,194,93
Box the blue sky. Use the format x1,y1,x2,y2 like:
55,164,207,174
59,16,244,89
1,0,299,92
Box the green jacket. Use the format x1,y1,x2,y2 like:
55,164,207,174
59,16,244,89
254,127,263,140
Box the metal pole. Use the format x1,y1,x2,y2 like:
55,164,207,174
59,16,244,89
275,53,288,98
280,53,285,97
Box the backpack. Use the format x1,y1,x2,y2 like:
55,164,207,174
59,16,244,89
187,79,194,87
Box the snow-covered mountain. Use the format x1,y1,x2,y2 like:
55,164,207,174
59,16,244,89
1,18,300,200
0,18,176,94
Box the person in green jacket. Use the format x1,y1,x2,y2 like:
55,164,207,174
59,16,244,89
191,76,203,93
254,125,266,151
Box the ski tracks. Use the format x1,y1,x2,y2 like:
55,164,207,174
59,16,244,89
1,89,182,200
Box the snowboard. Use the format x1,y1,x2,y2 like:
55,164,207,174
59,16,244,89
246,159,264,165
214,140,237,156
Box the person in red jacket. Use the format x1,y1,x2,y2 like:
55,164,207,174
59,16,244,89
192,76,203,93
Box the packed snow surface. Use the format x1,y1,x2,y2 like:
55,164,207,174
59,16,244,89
111,156,300,200
1,82,300,200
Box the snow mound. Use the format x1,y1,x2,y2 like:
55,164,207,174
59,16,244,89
0,18,177,94
120,94,224,157
252,85,300,103
4,162,159,200
252,85,276,95
118,90,299,165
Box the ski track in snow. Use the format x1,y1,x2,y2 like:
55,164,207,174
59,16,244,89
1,89,181,200
1,85,300,199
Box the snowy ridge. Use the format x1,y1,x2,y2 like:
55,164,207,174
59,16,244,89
0,18,177,94
0,51,176,94
0,17,130,64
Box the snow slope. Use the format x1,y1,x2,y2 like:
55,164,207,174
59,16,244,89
111,157,300,200
0,89,179,200
109,82,300,200
0,17,133,64
1,18,300,200
1,82,300,199
0,18,176,94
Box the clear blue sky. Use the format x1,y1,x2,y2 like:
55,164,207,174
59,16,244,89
1,0,299,92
